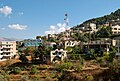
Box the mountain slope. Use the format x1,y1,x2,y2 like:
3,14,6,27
75,9,120,29
0,37,22,41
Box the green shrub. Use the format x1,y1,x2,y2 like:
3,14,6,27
0,74,7,81
108,59,120,80
103,52,115,62
79,55,84,66
58,62,73,71
63,58,69,62
45,77,53,81
90,60,97,64
30,76,41,81
96,57,104,63
12,67,21,74
84,75,94,81
3,67,11,74
39,65,47,70
100,61,108,67
21,75,29,81
0,72,9,81
103,54,109,61
73,64,82,72
54,78,58,81
96,57,108,67
30,65,38,74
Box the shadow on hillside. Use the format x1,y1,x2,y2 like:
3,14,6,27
7,60,46,68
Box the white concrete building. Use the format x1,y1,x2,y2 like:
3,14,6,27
50,49,67,62
0,41,17,61
112,25,120,34
90,23,96,31
90,23,98,33
64,40,80,49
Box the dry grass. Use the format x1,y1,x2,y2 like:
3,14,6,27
0,59,21,67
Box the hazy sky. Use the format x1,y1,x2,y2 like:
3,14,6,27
0,0,120,39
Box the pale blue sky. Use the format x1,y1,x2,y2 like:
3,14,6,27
0,0,120,39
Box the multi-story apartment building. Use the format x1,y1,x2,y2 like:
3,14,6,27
0,41,17,60
112,25,120,34
64,40,80,49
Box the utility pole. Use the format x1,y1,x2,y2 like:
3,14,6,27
88,25,91,50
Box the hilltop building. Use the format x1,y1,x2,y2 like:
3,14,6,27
112,25,120,34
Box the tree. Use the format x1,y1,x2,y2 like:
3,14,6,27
72,45,82,54
19,54,28,63
32,44,48,62
66,46,73,54
38,45,47,61
96,26,112,38
36,36,42,39
23,46,35,55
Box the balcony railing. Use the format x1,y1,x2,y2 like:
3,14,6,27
84,41,111,45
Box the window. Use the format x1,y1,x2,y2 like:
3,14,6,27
72,43,74,45
114,32,117,34
59,52,62,55
67,43,68,45
114,28,117,30
53,53,55,55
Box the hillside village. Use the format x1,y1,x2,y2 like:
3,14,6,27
0,9,120,81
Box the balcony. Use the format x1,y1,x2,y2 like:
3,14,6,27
0,51,3,53
2,46,13,48
116,53,120,56
2,50,12,53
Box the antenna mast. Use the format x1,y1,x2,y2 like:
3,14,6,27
64,13,69,29
64,13,70,39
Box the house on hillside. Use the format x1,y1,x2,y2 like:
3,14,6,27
112,25,120,34
77,23,98,34
112,37,120,58
83,38,111,54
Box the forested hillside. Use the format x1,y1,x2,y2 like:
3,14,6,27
75,9,120,29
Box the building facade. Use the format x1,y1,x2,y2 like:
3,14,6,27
50,49,67,62
64,40,80,49
0,41,17,60
112,25,120,34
